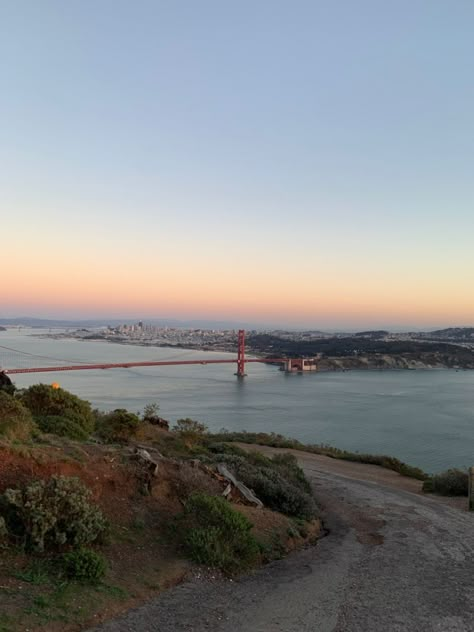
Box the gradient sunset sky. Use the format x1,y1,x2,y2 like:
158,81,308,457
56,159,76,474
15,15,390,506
2,1,473,329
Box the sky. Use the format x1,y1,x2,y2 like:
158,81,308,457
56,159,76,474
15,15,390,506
1,0,473,329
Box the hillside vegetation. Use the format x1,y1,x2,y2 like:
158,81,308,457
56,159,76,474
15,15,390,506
0,378,463,631
247,334,474,368
0,382,320,632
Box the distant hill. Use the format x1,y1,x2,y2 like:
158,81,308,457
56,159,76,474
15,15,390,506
354,330,389,338
428,327,474,339
247,333,474,359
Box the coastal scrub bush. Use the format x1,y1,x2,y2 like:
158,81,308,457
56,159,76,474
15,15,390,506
334,452,427,480
422,469,468,496
174,418,208,448
20,384,94,438
209,431,428,481
179,492,259,573
34,415,89,441
95,408,141,443
61,548,107,582
1,475,108,552
270,453,313,495
210,431,300,451
0,391,36,441
211,453,318,519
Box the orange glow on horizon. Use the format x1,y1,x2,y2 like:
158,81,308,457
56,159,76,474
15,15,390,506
3,232,472,327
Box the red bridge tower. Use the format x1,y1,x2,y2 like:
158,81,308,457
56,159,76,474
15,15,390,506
236,329,246,377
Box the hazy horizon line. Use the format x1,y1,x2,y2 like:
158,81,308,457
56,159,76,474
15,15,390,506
1,314,472,334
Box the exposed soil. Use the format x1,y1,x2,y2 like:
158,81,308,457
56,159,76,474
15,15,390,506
0,438,319,631
0,440,192,631
89,447,474,632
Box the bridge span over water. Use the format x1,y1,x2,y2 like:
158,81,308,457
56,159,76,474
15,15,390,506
0,330,318,379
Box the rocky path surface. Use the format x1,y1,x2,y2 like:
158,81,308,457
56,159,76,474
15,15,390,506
90,449,474,632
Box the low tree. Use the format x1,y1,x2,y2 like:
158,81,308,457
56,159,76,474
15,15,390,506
174,418,208,448
142,402,160,420
95,408,141,443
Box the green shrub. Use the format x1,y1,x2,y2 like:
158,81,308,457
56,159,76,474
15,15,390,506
174,418,208,448
179,492,259,573
61,548,107,582
211,453,318,519
422,469,468,496
14,559,52,584
270,453,312,495
34,415,89,441
335,451,427,480
20,385,94,438
209,431,428,481
1,475,108,552
95,408,141,443
0,391,35,441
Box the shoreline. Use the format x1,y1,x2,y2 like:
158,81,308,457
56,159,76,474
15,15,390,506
30,333,474,372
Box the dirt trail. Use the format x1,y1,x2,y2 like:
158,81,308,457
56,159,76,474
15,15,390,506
89,447,474,632
234,442,467,512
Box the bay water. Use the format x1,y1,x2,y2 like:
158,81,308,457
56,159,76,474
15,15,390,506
2,328,473,473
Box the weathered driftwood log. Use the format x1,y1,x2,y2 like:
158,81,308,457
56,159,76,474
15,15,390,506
216,463,263,509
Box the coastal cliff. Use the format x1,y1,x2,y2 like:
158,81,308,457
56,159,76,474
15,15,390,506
317,353,474,371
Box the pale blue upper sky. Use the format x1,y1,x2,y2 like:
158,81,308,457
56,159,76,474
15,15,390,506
1,1,473,327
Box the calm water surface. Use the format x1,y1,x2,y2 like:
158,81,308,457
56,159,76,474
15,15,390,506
2,329,473,473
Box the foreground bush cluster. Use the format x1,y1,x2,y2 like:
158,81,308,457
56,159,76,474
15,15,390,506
20,383,95,440
61,547,107,581
0,383,161,443
178,492,260,573
0,474,108,582
1,379,467,586
422,469,468,496
1,475,108,552
0,381,323,578
207,446,318,519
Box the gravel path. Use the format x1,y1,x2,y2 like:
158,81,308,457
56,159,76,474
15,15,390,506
90,450,474,632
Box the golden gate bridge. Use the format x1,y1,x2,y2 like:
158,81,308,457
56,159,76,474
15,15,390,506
0,330,317,379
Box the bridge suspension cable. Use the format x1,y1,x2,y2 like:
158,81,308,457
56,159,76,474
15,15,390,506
0,330,295,377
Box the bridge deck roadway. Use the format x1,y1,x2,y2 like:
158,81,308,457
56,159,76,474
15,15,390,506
3,358,286,374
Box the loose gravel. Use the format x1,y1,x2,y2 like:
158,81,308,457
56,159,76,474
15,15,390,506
89,449,474,632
